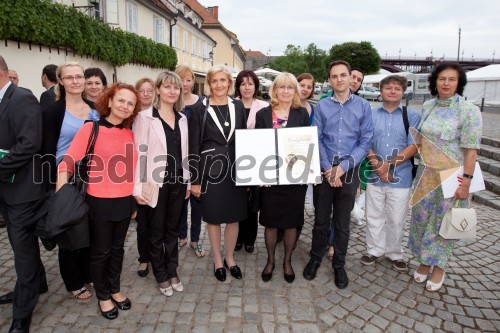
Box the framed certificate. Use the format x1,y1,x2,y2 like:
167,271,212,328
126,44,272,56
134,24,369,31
235,127,321,186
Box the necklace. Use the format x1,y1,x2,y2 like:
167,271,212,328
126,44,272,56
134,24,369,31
213,104,230,127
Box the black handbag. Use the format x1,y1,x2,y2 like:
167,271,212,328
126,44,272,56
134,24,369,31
70,120,99,195
57,121,99,250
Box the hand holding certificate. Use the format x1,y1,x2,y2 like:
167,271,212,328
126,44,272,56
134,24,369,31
439,162,485,199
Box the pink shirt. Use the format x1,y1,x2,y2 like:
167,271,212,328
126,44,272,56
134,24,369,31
58,122,137,198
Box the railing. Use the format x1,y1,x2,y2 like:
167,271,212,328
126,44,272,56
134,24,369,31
381,56,500,63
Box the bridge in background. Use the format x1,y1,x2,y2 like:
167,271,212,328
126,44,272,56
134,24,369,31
381,56,500,73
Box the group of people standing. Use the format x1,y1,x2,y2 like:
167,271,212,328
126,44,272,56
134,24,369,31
0,52,481,333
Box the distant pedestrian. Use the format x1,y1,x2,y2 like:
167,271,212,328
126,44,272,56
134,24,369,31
40,64,57,110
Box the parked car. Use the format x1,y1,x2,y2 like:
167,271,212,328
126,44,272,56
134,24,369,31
357,85,382,101
314,86,321,94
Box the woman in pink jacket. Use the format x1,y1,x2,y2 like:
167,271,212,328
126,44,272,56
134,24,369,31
133,71,190,298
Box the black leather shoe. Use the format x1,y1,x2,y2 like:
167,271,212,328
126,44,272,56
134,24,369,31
224,259,242,279
111,296,131,310
214,264,226,282
98,301,119,320
0,291,13,305
234,243,243,251
9,317,31,333
334,267,349,289
283,264,295,283
261,263,275,282
137,264,149,278
244,244,254,253
303,260,320,281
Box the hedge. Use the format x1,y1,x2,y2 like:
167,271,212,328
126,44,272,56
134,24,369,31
0,0,177,68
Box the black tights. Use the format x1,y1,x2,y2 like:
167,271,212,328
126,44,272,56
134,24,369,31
263,227,297,275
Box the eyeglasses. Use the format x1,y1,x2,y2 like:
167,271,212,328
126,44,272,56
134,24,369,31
61,75,85,82
138,89,154,95
278,86,295,92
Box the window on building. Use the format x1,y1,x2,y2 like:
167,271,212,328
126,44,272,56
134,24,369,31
183,31,188,51
126,1,138,34
199,40,203,57
192,36,196,55
172,25,179,48
154,17,164,43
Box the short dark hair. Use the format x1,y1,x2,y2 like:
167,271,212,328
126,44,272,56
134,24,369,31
380,75,407,91
235,70,259,99
328,60,351,76
297,73,315,99
428,62,467,97
84,67,108,87
42,64,57,83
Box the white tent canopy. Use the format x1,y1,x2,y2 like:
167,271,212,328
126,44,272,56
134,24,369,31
464,64,500,106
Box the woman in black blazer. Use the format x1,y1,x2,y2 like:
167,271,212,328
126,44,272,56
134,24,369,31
256,73,310,283
189,65,247,282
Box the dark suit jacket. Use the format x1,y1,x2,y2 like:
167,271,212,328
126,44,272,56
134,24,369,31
255,105,310,129
40,86,56,111
41,97,95,190
189,97,247,184
0,83,44,205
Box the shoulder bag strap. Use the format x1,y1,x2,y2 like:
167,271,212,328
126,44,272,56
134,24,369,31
402,106,409,137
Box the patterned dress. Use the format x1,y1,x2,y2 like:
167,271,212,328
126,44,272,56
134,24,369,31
408,94,482,268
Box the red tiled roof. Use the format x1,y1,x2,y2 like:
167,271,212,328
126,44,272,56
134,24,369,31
245,50,266,57
183,0,219,24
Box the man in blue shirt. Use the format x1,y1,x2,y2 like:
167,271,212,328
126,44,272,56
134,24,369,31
362,75,420,272
303,61,373,288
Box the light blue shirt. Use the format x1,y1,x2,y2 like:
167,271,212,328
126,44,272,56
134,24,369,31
369,105,421,188
314,93,373,172
56,109,99,164
0,81,12,103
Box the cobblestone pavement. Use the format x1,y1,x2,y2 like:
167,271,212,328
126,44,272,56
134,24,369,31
0,195,498,332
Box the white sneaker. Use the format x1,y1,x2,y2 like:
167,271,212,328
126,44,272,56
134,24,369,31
351,202,365,221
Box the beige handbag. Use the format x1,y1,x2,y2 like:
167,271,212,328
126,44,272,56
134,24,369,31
439,202,477,239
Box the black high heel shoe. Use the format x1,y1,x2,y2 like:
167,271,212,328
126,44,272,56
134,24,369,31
283,263,295,283
214,264,226,282
137,263,149,278
261,262,275,282
223,259,242,279
110,296,132,310
234,243,243,251
244,244,255,253
98,301,119,320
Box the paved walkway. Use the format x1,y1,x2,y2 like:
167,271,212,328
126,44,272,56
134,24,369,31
0,195,498,332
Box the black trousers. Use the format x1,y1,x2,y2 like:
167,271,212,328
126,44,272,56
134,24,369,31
311,168,359,268
0,199,43,319
138,182,186,283
135,206,150,264
58,247,91,291
89,217,130,301
237,191,258,246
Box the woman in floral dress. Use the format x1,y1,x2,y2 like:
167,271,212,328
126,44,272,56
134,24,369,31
409,62,482,292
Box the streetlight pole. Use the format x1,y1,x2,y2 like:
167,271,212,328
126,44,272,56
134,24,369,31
457,26,461,62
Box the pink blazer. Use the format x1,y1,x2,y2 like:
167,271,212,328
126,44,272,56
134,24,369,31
239,98,269,129
132,107,190,204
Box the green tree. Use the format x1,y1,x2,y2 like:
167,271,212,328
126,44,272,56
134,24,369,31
268,44,307,76
303,43,328,82
328,41,381,74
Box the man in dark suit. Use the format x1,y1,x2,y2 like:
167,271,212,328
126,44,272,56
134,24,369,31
39,64,57,110
0,55,45,333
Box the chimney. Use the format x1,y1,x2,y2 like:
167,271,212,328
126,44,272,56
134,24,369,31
207,6,218,19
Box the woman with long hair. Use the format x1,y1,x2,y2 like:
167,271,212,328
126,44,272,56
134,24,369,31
133,71,190,297
42,62,99,300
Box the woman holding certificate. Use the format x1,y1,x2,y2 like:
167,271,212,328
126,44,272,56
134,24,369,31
409,63,482,292
255,72,310,283
189,65,247,282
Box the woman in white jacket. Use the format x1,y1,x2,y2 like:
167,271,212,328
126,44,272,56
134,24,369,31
133,71,190,297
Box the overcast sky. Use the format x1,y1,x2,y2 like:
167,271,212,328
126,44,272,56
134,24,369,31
197,0,500,60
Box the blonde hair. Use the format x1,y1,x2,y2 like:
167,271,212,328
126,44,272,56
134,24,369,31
204,65,234,97
269,72,301,109
153,71,184,112
54,62,85,101
175,65,195,81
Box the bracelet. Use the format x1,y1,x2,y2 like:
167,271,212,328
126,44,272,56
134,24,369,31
462,173,473,179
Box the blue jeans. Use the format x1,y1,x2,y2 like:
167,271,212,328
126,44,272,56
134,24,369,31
178,194,203,242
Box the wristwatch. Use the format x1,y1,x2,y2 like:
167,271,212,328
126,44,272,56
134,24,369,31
463,173,473,179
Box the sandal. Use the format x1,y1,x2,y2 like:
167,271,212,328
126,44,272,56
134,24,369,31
178,238,187,249
190,242,205,257
72,287,92,300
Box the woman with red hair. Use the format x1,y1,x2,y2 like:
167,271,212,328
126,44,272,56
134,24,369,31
56,83,140,320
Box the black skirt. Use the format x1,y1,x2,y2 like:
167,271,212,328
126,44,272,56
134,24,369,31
259,185,307,228
201,173,247,224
